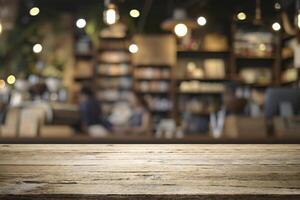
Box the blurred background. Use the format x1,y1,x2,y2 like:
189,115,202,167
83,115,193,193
0,0,300,143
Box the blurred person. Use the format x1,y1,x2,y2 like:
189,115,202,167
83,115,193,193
128,94,151,134
78,86,112,137
113,94,150,135
223,82,248,115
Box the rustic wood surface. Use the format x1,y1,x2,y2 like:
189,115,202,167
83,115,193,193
0,144,300,199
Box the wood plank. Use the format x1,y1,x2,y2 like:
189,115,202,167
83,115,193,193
0,145,300,199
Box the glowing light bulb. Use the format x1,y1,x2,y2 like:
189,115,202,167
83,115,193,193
104,4,119,25
274,2,281,10
237,12,247,21
197,16,207,26
29,7,40,16
259,43,266,51
33,44,43,53
76,18,86,29
174,23,188,37
7,75,16,85
130,9,140,18
129,44,138,54
272,22,281,31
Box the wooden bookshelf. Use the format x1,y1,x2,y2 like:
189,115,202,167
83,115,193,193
96,36,133,116
132,35,177,132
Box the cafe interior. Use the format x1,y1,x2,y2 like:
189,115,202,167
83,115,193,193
0,0,300,143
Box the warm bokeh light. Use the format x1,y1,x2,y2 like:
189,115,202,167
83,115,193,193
29,7,40,16
7,75,16,85
33,44,43,53
274,2,281,10
272,22,281,31
76,18,86,29
104,4,119,25
174,23,188,37
259,43,266,51
130,9,140,18
197,16,207,26
297,13,300,29
0,23,2,34
129,44,139,54
0,79,6,89
237,12,247,21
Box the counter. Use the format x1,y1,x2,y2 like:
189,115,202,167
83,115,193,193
0,144,300,199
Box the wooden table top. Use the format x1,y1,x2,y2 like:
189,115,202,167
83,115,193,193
0,144,300,199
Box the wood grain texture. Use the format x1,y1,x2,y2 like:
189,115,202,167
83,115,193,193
0,144,300,199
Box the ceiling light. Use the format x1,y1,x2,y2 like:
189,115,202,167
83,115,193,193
7,75,16,85
104,3,119,25
76,18,86,29
33,44,43,54
29,7,40,16
130,9,140,18
129,44,139,54
237,12,247,21
174,23,188,37
272,22,281,31
197,16,207,26
297,11,300,29
274,2,281,10
161,9,197,33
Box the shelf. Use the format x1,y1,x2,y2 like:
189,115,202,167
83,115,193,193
98,48,128,52
74,77,94,81
135,78,171,81
136,91,171,95
177,78,229,82
98,61,131,65
178,91,224,95
240,82,273,88
180,111,211,116
177,50,230,58
98,73,132,77
150,110,171,113
99,36,128,40
281,80,298,85
97,87,132,91
235,56,275,60
75,53,94,59
135,64,172,68
282,56,294,62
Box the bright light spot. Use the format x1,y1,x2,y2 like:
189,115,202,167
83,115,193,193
129,44,139,54
297,13,300,29
7,75,16,85
272,22,281,31
237,12,247,21
130,9,140,18
174,23,188,37
197,16,207,26
29,7,40,16
76,18,86,29
33,44,43,53
274,2,281,10
0,23,2,34
0,80,5,89
104,7,118,25
259,43,266,51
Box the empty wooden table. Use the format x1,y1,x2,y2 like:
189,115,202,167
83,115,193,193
0,144,300,199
